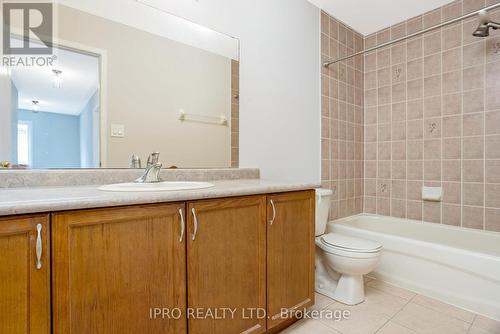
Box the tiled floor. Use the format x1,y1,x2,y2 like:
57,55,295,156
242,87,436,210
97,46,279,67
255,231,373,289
281,277,500,334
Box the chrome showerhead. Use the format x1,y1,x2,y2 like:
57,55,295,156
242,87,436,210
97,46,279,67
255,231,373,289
473,23,490,37
473,9,500,37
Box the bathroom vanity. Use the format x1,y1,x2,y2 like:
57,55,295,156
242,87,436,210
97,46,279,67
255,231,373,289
0,174,316,334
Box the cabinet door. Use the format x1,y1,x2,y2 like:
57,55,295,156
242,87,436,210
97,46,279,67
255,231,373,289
0,214,51,334
52,204,187,334
267,191,315,329
187,196,267,334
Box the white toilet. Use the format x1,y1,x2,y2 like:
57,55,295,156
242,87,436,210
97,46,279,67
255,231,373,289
314,189,382,305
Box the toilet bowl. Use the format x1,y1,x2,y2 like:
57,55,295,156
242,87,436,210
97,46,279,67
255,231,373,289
314,189,382,305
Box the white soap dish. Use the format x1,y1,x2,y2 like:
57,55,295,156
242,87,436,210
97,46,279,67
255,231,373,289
422,186,443,202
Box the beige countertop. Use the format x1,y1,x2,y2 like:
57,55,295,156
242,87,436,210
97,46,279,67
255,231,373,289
0,179,320,216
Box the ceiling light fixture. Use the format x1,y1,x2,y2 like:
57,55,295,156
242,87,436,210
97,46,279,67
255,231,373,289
32,100,39,112
52,69,63,88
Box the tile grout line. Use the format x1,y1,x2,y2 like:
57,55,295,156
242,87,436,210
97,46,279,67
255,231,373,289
440,9,445,225
421,29,425,222
389,30,393,217
404,24,409,220
373,292,416,334
375,41,379,214
466,314,478,334
460,7,465,228
363,33,367,216
483,31,487,230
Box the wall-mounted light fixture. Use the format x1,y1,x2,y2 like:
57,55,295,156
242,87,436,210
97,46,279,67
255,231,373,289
52,69,63,88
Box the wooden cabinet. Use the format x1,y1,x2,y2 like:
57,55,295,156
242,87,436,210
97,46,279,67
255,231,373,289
0,214,51,334
1,190,315,333
52,203,187,334
187,196,267,334
266,191,315,329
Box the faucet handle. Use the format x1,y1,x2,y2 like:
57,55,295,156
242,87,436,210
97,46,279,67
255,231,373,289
129,154,141,168
147,152,160,166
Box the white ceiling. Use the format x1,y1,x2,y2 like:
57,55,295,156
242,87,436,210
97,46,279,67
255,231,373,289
11,45,99,116
57,0,239,60
308,0,455,35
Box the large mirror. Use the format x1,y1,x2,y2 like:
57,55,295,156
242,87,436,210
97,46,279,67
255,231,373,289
0,0,240,169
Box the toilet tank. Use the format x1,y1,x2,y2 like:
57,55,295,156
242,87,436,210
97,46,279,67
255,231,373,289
315,188,333,236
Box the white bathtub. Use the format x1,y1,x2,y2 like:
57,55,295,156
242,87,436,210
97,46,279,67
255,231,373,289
328,214,500,321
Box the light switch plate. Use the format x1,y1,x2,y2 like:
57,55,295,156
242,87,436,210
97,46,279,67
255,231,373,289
111,124,125,138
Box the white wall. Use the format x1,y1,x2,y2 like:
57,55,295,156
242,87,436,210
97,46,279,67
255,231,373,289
56,0,321,182
141,0,322,182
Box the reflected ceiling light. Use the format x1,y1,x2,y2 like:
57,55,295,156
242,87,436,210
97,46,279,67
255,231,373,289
52,69,63,88
32,100,39,113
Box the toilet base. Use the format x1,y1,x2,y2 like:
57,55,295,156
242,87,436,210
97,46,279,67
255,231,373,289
316,274,365,305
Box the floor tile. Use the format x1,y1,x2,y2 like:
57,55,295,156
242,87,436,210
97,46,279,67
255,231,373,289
470,315,500,334
280,319,341,334
411,295,475,323
318,288,408,334
281,278,496,334
377,321,419,334
310,292,336,311
359,287,410,316
467,326,494,334
392,302,471,334
320,302,392,334
367,280,417,301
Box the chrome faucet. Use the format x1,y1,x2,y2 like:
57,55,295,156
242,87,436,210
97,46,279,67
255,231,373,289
135,152,162,183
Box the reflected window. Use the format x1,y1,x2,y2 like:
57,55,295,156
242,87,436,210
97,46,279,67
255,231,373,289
10,44,100,169
17,121,32,166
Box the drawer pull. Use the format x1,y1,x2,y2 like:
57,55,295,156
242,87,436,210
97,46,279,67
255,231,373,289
191,208,199,241
178,208,185,243
269,200,276,225
36,223,42,270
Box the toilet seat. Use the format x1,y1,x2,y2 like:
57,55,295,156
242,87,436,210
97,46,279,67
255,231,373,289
317,242,381,259
319,233,382,254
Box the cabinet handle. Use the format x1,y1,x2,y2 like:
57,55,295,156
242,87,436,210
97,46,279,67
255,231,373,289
191,208,199,241
269,200,276,225
178,208,185,243
36,223,42,270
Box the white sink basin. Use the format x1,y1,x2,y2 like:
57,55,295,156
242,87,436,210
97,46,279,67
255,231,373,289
98,181,214,192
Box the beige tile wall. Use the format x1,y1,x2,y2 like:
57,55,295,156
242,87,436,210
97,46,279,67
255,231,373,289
231,60,239,167
321,11,365,219
362,0,500,231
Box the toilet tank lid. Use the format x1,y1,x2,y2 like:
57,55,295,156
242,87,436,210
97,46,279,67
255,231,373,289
316,188,333,197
